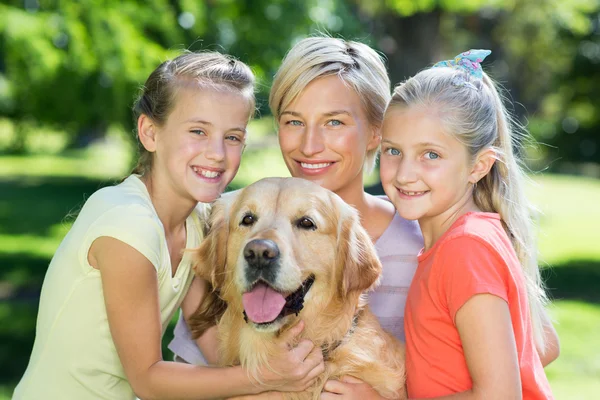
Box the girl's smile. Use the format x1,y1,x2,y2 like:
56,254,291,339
191,165,226,182
395,188,430,199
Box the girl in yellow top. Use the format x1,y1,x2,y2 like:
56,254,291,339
14,52,324,400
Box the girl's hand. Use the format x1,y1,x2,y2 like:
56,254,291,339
257,320,325,391
321,376,385,400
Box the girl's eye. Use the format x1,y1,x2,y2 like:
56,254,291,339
385,148,401,156
226,135,242,142
287,120,303,126
326,119,343,127
425,151,440,160
191,129,206,136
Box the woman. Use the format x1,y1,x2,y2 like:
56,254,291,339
169,37,423,398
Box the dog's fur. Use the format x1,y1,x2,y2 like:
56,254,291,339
190,177,406,399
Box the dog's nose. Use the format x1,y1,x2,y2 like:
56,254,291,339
244,239,280,266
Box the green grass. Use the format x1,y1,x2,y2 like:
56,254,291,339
1,133,599,399
527,174,600,265
545,301,600,398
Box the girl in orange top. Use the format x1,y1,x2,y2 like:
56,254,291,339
379,50,558,399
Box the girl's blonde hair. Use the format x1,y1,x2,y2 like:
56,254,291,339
132,51,255,175
390,66,548,351
269,36,390,174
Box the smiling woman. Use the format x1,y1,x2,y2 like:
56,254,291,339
169,35,423,400
277,75,379,194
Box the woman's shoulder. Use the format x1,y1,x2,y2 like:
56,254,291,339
371,195,423,254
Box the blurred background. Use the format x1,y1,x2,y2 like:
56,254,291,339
1,0,599,398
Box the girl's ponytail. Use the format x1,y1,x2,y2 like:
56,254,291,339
477,74,548,351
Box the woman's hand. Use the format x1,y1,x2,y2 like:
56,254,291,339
321,376,385,400
257,320,325,391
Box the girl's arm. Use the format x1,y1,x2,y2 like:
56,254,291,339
179,277,219,365
412,294,522,400
539,307,560,367
91,236,324,400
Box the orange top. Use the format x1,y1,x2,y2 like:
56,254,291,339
404,212,553,399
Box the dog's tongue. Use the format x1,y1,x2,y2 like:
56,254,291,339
242,283,287,323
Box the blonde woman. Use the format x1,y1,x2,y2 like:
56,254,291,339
170,37,423,398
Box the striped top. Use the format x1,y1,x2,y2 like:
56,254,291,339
168,209,423,365
369,211,423,341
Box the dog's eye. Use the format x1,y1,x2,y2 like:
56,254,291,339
296,217,316,230
240,213,256,226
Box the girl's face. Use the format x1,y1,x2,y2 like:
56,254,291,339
277,75,379,193
379,106,476,224
149,86,251,204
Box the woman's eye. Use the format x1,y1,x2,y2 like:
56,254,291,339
191,129,206,136
287,120,303,126
226,135,242,142
296,217,316,230
240,214,256,226
326,119,343,127
425,151,440,160
385,148,400,156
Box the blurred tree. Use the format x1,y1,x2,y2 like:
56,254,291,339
0,0,365,148
1,0,599,167
353,0,600,167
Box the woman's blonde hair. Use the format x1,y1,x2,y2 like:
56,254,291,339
390,66,549,351
132,51,255,175
269,36,390,174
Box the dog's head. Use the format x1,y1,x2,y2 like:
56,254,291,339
194,177,381,333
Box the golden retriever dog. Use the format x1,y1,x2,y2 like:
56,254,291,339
191,177,406,399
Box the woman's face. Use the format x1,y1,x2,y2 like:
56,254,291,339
277,75,379,194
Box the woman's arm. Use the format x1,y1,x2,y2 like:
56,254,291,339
411,294,522,400
538,306,560,367
91,236,324,400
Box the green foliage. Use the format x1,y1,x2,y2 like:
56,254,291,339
2,0,599,166
0,1,173,141
0,0,365,148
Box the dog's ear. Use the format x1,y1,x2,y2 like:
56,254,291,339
188,191,241,338
193,196,231,289
335,203,382,299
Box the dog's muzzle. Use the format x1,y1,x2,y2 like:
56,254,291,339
243,275,315,325
243,239,280,284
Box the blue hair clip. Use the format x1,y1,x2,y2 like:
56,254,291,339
433,49,491,80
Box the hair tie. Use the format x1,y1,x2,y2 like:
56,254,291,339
433,49,491,79
344,45,360,69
